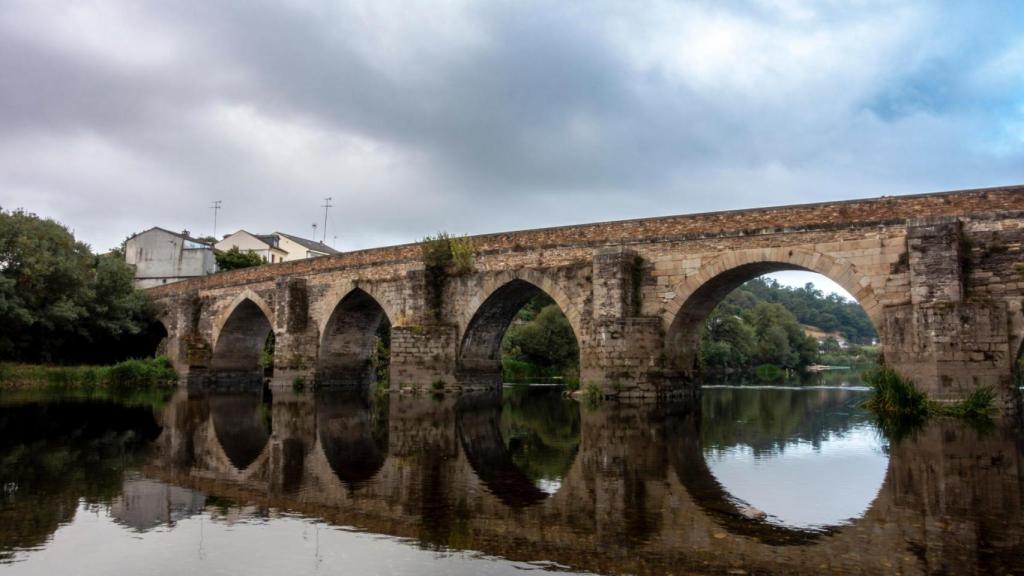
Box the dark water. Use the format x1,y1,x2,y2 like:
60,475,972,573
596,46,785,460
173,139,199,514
1,378,1023,575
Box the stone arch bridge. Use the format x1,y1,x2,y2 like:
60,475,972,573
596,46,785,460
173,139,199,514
148,186,1024,409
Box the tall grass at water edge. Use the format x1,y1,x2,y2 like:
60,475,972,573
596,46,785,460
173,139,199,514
0,356,178,394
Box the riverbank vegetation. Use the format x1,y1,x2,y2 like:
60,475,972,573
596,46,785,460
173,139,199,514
700,278,877,378
0,208,160,365
0,357,178,393
701,302,819,375
862,366,995,421
501,294,579,384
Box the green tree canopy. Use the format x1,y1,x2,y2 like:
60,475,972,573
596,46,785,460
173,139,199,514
215,246,264,271
0,208,155,363
501,295,579,380
701,284,824,374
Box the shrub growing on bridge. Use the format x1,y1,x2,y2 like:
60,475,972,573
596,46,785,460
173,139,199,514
420,232,476,276
420,232,477,319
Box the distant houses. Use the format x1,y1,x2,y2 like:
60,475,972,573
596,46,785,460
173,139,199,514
214,230,288,263
215,230,339,263
124,227,339,288
124,227,217,289
801,324,850,350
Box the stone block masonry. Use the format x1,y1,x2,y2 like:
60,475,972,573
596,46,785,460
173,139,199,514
147,185,1024,412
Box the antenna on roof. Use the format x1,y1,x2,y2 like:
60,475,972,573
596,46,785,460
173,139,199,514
211,200,222,238
321,197,332,243
311,223,318,237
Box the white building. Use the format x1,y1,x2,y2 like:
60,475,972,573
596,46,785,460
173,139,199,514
215,230,288,263
216,230,338,263
110,478,205,532
125,227,216,288
274,232,339,261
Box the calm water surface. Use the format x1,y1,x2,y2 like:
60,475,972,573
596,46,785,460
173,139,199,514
1,376,1022,575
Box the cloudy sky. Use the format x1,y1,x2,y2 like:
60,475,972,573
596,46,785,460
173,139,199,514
1,1,1022,294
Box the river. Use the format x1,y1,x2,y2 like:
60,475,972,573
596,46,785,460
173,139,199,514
0,375,1021,575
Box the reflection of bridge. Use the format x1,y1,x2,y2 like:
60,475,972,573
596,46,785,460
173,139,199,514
148,188,1024,409
147,390,1024,575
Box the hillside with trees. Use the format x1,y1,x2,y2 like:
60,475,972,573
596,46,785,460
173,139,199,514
728,278,877,344
700,277,877,375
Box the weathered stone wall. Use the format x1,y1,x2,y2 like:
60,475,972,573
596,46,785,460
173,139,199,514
148,186,1024,408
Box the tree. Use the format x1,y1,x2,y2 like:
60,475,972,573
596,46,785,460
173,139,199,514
504,304,579,371
823,336,841,353
0,208,156,363
700,298,820,374
502,294,579,377
701,311,756,371
215,247,264,271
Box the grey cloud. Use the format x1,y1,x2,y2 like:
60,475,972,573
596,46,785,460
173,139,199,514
0,0,1021,253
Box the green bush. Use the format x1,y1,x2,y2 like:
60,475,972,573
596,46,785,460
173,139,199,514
753,364,785,382
863,366,996,425
449,235,476,275
0,357,177,392
582,383,603,407
421,232,454,272
215,246,264,271
862,366,930,418
104,358,175,392
421,232,477,275
935,386,995,419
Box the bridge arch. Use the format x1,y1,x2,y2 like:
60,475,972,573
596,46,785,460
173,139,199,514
662,248,881,374
209,392,272,473
317,287,392,387
210,291,276,373
456,392,553,508
666,407,892,546
458,271,582,379
315,391,388,488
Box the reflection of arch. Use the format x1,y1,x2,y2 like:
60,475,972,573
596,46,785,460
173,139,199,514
315,391,387,487
209,393,271,471
317,288,391,387
458,275,580,378
455,392,549,508
211,292,275,373
663,249,880,374
666,407,892,546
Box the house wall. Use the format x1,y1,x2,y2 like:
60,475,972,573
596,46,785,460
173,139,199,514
126,229,215,288
277,235,327,261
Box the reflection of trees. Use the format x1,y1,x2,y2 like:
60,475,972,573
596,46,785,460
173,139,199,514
500,386,580,486
0,401,160,560
700,387,876,456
